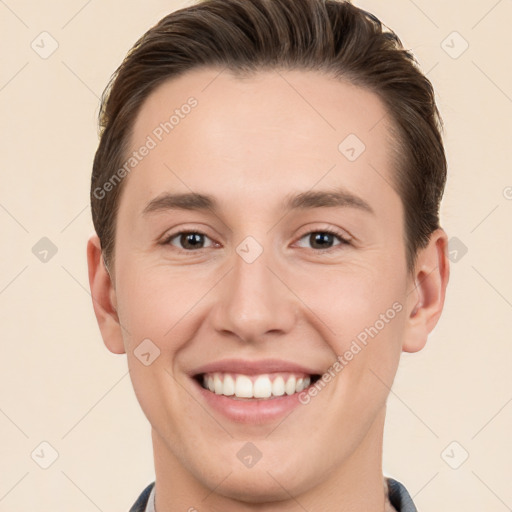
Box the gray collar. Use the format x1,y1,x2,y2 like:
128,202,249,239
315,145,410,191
144,483,156,512
144,476,416,511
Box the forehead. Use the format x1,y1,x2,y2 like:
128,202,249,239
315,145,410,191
122,67,400,225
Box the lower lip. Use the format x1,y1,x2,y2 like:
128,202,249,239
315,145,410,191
193,378,306,424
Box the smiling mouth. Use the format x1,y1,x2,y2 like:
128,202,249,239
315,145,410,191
195,372,322,400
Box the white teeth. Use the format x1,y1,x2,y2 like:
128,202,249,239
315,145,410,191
285,376,296,395
235,375,253,398
272,376,285,396
202,372,312,399
253,375,272,398
223,374,235,396
214,374,223,395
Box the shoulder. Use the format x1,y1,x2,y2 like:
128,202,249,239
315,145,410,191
386,477,418,512
129,481,155,512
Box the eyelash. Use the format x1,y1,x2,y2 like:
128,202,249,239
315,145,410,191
161,228,352,253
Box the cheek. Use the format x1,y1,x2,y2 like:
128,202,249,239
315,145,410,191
115,262,199,344
306,267,406,392
298,263,405,337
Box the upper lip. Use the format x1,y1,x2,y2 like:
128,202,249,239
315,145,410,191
191,358,322,377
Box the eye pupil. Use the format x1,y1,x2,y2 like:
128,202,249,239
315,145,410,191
310,232,334,249
181,232,203,249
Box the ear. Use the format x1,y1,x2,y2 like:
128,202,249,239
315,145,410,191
402,228,450,353
86,233,126,354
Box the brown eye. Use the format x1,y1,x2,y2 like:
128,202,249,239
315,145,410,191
296,230,351,250
164,231,214,250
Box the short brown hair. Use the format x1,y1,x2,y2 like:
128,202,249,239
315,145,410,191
91,0,446,275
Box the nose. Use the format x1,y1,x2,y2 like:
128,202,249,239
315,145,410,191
210,243,298,344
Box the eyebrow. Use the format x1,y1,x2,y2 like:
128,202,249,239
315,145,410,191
142,187,375,216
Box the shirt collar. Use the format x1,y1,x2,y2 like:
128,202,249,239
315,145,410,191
143,476,417,512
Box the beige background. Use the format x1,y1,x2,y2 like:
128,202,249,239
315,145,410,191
1,0,511,510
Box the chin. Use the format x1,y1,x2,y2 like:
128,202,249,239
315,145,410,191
197,456,315,505
213,473,301,504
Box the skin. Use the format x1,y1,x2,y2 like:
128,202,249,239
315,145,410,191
87,68,449,511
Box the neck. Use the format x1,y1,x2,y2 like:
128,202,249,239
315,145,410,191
152,406,390,512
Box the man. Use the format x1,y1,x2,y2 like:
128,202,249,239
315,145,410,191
87,0,450,510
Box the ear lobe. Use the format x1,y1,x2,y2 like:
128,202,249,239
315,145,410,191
402,228,450,353
86,233,126,354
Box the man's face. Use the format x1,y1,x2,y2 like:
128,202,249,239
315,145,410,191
110,68,414,500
